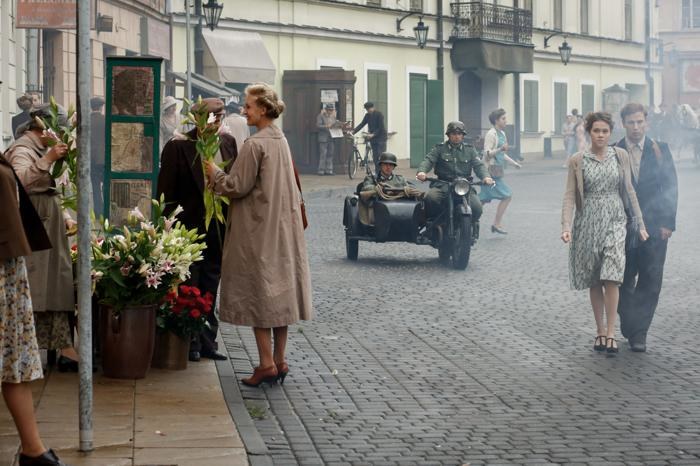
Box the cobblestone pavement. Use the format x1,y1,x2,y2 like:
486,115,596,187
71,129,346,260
221,159,700,466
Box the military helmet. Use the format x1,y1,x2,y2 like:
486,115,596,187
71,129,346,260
445,120,467,135
378,152,398,166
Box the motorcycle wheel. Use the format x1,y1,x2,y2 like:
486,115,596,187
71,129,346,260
451,216,472,270
346,230,359,260
348,149,359,179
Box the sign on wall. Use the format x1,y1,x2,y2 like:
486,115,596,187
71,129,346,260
16,0,77,29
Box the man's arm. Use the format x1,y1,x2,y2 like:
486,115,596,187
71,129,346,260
353,113,369,135
417,146,439,175
469,147,489,180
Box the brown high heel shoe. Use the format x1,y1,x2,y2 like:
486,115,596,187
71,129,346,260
241,365,278,387
276,362,289,385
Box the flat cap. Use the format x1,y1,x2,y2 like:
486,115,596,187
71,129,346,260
192,97,225,115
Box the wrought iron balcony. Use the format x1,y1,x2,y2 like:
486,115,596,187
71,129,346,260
450,2,533,46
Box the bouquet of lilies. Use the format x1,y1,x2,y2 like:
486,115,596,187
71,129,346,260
181,96,230,230
91,196,207,310
36,96,79,211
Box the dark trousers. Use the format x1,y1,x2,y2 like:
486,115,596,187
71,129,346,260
371,139,387,173
187,226,223,354
424,185,482,224
618,237,668,339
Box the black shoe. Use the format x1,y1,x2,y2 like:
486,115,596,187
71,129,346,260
188,351,201,362
19,448,68,466
629,333,647,353
200,350,228,361
57,356,79,373
593,335,607,352
606,337,619,354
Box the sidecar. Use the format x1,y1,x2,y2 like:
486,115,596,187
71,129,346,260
342,187,425,260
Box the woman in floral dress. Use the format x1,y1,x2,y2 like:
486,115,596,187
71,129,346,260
0,157,67,465
561,112,648,354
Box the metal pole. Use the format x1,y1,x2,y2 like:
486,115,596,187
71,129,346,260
27,29,40,92
77,0,94,452
185,0,192,100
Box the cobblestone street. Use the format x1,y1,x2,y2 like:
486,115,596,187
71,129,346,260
222,159,700,466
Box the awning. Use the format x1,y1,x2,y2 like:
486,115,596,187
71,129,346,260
202,29,276,84
168,71,240,100
451,39,534,74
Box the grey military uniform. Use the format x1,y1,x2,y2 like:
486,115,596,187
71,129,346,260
418,141,488,222
360,173,409,194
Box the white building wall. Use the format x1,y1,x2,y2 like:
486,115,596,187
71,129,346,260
0,0,27,151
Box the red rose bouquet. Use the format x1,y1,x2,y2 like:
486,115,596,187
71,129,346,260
157,284,214,338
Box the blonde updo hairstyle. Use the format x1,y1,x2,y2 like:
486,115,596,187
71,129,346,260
245,83,285,119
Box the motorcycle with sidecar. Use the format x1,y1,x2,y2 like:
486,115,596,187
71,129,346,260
342,176,483,270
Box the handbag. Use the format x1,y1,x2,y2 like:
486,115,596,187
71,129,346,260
292,163,309,230
488,163,504,178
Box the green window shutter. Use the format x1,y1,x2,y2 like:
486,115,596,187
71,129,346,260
581,84,595,115
409,74,427,168
554,82,567,134
426,80,444,155
524,80,538,132
367,69,388,127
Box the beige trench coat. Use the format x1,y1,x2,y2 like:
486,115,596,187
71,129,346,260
4,132,75,313
212,125,312,328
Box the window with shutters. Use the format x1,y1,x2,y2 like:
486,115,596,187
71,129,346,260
682,0,700,28
580,0,589,34
553,0,563,31
524,80,539,132
581,84,595,116
624,0,632,40
554,82,567,134
410,0,423,12
367,69,388,126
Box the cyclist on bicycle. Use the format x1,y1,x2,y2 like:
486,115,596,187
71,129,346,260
353,102,387,173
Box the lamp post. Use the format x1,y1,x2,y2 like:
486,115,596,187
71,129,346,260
396,11,429,49
184,0,223,99
544,32,572,65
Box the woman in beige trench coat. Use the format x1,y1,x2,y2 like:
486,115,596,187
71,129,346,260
206,83,312,387
4,105,80,371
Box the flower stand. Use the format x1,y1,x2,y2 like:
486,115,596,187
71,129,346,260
151,330,190,370
100,304,157,379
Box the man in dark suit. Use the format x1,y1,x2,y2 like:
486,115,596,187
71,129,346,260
90,97,106,217
616,102,678,352
157,98,237,361
353,101,387,173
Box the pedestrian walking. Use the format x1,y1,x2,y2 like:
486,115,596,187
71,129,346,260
222,101,250,151
615,103,678,352
480,109,521,234
563,114,577,164
353,101,387,173
317,103,337,175
0,157,67,466
12,94,34,141
561,111,648,354
157,98,237,362
159,95,181,154
89,96,106,217
205,83,312,387
3,104,80,371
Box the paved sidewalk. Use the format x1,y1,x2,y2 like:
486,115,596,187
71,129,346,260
0,361,248,466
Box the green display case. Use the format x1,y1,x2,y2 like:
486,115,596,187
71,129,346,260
104,56,163,224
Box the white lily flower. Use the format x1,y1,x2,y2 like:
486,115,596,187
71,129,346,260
207,112,216,125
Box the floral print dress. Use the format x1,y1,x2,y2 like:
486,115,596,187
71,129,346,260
569,148,627,290
0,256,43,383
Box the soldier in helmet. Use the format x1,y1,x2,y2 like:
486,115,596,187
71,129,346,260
360,152,408,195
416,121,495,229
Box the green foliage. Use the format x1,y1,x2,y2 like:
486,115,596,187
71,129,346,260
42,96,79,211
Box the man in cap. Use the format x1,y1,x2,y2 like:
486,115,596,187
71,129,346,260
12,94,35,140
416,121,494,236
90,96,106,217
157,97,237,362
159,96,180,154
317,103,338,175
353,101,387,173
222,100,250,151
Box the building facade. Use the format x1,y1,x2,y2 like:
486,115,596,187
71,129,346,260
0,0,28,151
658,0,700,108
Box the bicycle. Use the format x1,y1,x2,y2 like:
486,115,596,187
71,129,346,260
346,132,373,179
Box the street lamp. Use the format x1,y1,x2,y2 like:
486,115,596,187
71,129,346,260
396,11,429,49
202,0,223,31
544,32,572,65
414,17,429,49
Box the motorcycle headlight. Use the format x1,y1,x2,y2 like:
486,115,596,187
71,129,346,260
453,178,470,196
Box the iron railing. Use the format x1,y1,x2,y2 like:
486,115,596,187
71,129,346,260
450,2,532,45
